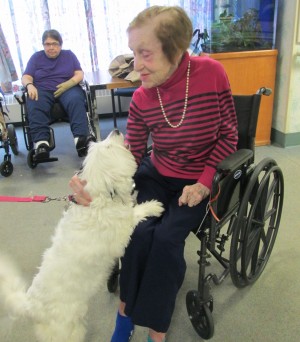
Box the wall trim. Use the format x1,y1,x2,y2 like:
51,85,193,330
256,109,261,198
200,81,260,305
271,128,300,147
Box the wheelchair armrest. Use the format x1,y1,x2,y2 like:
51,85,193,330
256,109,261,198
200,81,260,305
216,149,253,173
14,89,26,105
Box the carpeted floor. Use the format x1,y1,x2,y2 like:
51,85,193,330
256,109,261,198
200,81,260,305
0,117,299,342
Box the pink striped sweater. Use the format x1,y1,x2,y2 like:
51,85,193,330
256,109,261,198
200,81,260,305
126,52,238,189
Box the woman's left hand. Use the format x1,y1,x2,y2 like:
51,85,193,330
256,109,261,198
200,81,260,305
178,183,210,207
69,174,92,206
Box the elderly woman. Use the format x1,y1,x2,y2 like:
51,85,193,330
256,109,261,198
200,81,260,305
70,5,238,342
22,29,93,159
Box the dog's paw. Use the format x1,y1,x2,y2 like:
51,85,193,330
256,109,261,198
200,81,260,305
144,200,164,217
133,200,164,225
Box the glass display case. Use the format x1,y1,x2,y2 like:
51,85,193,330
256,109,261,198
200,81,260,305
200,0,278,53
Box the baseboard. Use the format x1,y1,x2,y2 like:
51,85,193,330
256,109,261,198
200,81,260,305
271,128,300,147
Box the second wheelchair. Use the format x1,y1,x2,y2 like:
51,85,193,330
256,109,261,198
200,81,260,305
15,81,97,169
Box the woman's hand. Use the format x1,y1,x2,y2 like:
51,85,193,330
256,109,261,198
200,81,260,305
178,182,210,207
69,174,92,206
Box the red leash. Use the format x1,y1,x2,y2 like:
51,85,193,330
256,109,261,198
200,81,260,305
0,195,73,203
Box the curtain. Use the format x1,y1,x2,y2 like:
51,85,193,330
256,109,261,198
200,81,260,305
0,23,18,92
0,0,212,91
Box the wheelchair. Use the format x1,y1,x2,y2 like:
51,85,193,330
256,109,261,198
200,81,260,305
14,81,97,169
184,87,284,339
106,87,284,339
0,93,19,177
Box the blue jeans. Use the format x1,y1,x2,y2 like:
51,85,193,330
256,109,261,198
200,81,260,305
26,86,90,143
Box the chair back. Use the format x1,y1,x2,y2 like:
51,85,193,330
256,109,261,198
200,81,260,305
233,94,262,152
209,93,263,224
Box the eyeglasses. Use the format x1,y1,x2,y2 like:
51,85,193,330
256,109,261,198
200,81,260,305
43,42,61,48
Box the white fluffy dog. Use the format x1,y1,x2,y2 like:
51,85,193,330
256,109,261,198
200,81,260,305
0,130,164,342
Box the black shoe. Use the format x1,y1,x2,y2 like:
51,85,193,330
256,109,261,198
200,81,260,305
76,135,96,157
34,143,50,160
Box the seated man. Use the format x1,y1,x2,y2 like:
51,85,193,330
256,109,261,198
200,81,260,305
21,29,93,159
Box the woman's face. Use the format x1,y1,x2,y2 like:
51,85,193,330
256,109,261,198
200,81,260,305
128,23,180,88
43,38,62,59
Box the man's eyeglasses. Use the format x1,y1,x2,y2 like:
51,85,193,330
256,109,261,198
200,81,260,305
43,42,61,48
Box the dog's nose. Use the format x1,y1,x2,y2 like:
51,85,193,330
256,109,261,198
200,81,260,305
113,129,120,135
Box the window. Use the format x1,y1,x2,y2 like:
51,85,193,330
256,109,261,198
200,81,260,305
0,0,212,85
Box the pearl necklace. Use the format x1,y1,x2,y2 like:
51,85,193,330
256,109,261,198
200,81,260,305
156,61,190,128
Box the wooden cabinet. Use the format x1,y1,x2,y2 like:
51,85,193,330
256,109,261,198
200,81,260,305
204,50,278,146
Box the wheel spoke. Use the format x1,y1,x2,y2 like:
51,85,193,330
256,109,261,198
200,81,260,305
250,237,261,274
244,225,261,269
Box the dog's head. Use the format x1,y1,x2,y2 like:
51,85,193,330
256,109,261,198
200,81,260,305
79,130,137,199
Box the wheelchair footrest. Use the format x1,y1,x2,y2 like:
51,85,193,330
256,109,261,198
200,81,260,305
32,157,58,163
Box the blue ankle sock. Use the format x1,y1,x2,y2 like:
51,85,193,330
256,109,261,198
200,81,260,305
111,311,134,342
147,336,166,342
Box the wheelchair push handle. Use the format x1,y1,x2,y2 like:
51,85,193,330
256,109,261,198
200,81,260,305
256,87,272,96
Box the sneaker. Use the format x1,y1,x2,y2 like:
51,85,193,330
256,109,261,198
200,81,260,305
76,135,96,157
111,311,134,342
34,143,50,160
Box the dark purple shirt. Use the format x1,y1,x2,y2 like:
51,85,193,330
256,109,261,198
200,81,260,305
23,50,82,91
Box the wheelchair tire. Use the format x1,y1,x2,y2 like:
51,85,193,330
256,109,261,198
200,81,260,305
230,158,284,288
107,260,120,293
7,124,19,155
0,160,13,177
186,290,214,340
27,150,38,169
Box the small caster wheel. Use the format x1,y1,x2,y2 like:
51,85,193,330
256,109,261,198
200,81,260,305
27,150,37,169
7,124,19,155
0,160,13,177
186,290,214,339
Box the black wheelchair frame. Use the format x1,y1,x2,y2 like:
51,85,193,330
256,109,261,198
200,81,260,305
0,94,19,177
106,87,284,339
14,81,97,169
185,87,284,339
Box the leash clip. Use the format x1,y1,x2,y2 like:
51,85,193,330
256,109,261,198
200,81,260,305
43,196,69,203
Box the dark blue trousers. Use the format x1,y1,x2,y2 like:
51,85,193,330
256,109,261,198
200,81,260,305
120,157,208,332
26,86,89,143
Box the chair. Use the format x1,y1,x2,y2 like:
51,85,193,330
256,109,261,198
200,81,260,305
111,87,138,128
14,81,97,169
106,87,284,339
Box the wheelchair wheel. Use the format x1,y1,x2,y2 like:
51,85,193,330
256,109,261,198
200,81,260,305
186,290,214,340
230,158,284,287
27,150,38,169
7,124,19,155
0,160,13,177
107,260,119,293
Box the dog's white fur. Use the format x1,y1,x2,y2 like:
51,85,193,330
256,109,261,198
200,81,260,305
0,130,164,342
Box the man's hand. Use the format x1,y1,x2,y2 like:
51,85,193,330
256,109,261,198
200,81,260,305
54,79,76,98
178,182,210,207
27,84,38,101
